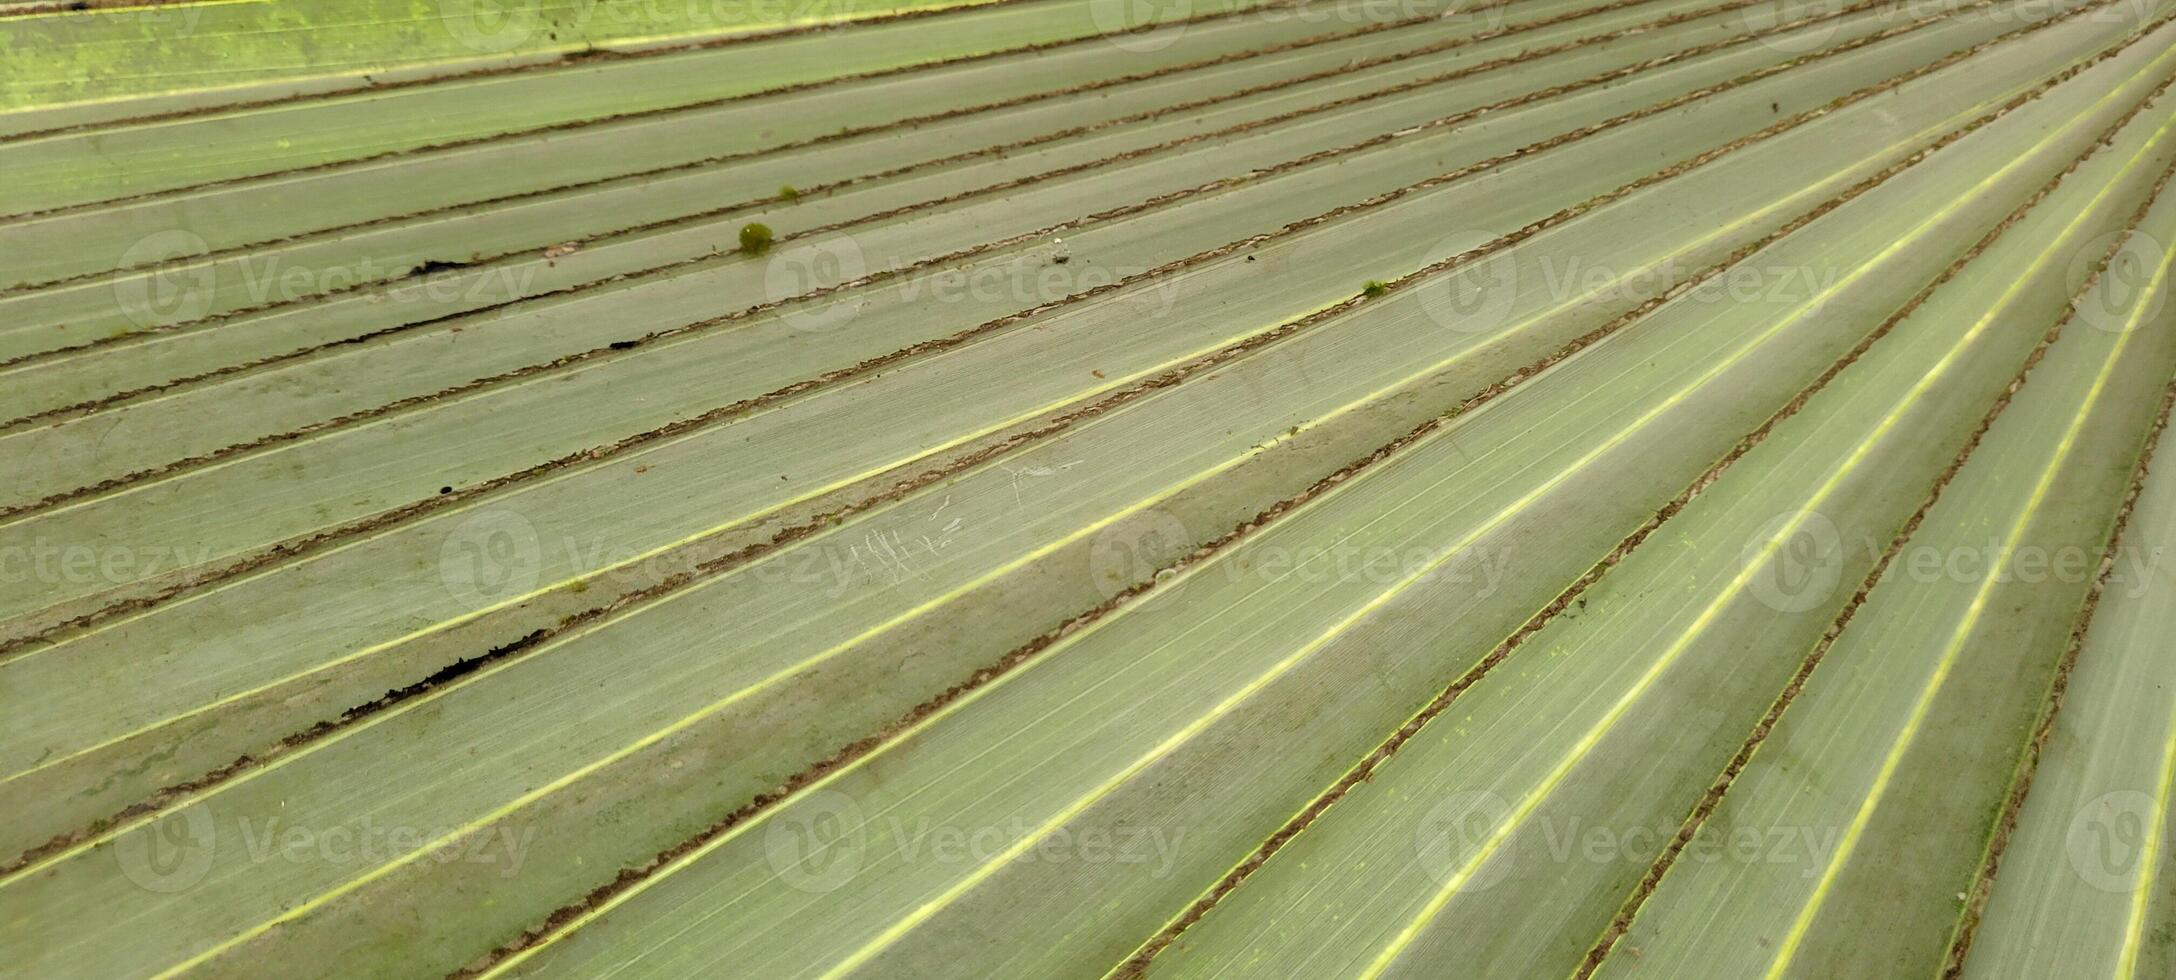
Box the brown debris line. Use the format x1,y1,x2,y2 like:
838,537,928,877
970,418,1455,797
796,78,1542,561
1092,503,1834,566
1576,105,2176,980
473,26,2137,972
0,0,1740,375
0,0,2114,668
1114,46,2152,978
0,0,201,16
1938,349,2176,973
0,625,555,877
4,0,1050,29
0,0,2038,539
0,0,1281,160
0,0,1561,302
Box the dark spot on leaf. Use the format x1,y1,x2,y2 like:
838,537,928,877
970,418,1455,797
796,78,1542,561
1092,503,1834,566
412,259,468,276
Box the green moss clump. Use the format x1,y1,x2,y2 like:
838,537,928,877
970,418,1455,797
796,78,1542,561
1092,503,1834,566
1362,280,1389,298
779,185,800,201
739,222,776,255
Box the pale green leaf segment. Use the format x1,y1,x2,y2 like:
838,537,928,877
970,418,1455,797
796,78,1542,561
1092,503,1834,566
1963,367,2176,980
7,0,2176,975
5,5,2128,977
0,0,2072,875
